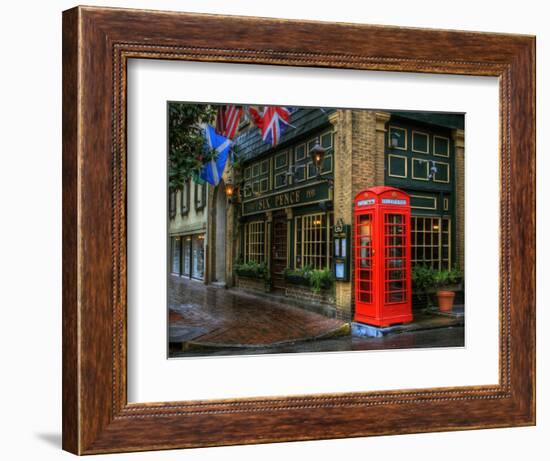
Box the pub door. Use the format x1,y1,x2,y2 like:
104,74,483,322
270,212,288,292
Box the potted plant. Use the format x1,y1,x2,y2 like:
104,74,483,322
433,266,463,312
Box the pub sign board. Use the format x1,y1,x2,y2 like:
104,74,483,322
242,181,331,216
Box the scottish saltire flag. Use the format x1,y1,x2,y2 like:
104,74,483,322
248,106,292,147
215,105,243,139
199,125,231,186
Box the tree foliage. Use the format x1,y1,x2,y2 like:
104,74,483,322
168,103,217,191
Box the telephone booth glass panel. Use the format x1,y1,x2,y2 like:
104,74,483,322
356,213,373,304
384,213,407,303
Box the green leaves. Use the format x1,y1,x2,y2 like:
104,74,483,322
284,266,334,293
234,260,268,279
412,264,463,292
168,103,217,191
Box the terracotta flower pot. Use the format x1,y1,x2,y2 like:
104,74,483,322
436,290,455,312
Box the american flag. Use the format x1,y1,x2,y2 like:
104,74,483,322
215,105,243,139
248,106,292,147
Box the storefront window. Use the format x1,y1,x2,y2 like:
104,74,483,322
182,237,191,276
171,237,181,274
192,234,205,280
295,212,333,270
244,221,265,263
411,216,451,270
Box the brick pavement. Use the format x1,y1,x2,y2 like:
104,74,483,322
169,275,349,349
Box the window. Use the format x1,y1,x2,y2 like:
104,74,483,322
259,177,269,193
171,237,181,274
321,153,333,175
182,237,191,276
195,182,207,210
274,171,287,189
295,213,333,270
244,221,265,263
412,131,429,154
295,143,306,162
411,158,429,180
433,161,450,183
260,159,269,175
411,216,451,270
410,194,437,210
384,213,407,303
252,163,260,177
294,164,306,182
320,131,333,149
388,154,407,178
356,213,373,303
274,151,288,170
180,181,190,215
433,135,450,157
388,126,407,150
244,166,251,180
169,190,176,219
192,234,205,280
307,138,319,155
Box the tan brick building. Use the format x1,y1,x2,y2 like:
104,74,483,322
168,179,208,281
171,108,464,321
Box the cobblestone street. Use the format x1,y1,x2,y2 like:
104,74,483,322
169,275,464,357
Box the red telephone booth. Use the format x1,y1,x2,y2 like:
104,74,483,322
354,186,413,327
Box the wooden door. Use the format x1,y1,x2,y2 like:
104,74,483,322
270,213,288,292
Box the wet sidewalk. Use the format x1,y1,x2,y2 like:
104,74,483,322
169,276,349,352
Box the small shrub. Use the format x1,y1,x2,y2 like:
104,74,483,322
308,267,334,294
234,260,267,279
412,265,437,294
284,266,335,293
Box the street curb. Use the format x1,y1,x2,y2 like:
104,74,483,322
352,316,464,338
176,322,351,351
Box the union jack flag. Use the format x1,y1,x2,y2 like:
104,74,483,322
248,106,292,147
215,105,243,140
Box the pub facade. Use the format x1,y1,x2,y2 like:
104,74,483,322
201,108,464,321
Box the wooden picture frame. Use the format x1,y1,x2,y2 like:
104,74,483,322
62,6,535,455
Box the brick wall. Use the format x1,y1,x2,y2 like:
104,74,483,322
453,129,465,271
235,276,266,294
330,110,390,319
285,285,335,305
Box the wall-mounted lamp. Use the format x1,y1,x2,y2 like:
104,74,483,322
225,179,240,204
309,142,326,177
224,179,235,198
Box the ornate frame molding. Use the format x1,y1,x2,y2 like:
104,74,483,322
62,6,535,454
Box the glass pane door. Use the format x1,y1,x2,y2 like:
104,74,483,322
171,237,181,275
384,213,407,303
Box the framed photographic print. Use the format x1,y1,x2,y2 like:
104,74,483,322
62,5,535,455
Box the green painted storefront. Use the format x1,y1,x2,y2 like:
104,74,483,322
232,108,463,294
